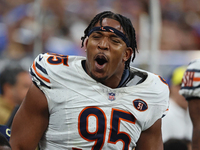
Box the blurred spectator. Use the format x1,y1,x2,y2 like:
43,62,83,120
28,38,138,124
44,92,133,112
160,0,200,50
44,18,86,56
0,66,32,125
0,125,10,142
179,58,200,150
0,0,199,62
162,66,192,142
164,138,191,150
0,133,11,150
0,1,36,59
0,125,11,150
160,19,199,50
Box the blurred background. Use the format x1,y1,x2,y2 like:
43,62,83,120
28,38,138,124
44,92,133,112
0,1,199,147
0,0,199,83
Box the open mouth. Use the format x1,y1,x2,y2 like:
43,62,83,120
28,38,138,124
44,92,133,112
95,55,108,65
94,54,108,70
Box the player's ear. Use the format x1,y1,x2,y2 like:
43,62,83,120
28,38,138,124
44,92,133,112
85,39,88,47
123,47,133,62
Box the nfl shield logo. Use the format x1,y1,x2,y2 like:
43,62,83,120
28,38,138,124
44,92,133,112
108,92,116,101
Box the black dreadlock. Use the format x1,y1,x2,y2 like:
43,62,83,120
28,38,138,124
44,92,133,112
81,11,138,69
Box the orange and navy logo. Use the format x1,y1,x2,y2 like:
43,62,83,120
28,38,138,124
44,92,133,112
133,99,148,111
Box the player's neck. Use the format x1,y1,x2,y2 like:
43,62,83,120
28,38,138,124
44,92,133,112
100,73,123,88
82,60,126,88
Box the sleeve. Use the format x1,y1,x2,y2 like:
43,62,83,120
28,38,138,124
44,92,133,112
154,75,170,118
29,53,52,90
142,75,170,131
179,59,200,100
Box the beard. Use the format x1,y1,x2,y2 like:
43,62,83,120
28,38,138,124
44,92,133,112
90,72,108,83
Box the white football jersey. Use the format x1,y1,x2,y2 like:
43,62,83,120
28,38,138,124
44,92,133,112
30,53,169,150
179,59,200,100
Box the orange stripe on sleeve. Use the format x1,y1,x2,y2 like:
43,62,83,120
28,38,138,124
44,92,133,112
193,77,200,82
33,61,50,83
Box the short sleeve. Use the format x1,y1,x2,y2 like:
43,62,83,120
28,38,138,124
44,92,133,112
179,59,200,100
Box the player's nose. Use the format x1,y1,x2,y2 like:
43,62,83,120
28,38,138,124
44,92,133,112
98,37,109,51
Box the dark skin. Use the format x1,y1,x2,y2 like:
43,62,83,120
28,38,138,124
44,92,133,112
135,119,163,150
10,84,49,150
85,18,133,88
188,99,200,150
10,18,163,150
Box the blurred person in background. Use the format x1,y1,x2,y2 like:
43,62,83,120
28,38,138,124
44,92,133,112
0,66,32,126
0,125,11,150
164,138,191,150
0,133,11,150
179,59,200,150
0,0,199,65
160,0,200,51
162,66,192,142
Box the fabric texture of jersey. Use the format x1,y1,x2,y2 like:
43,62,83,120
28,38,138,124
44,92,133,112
179,59,200,100
30,53,169,150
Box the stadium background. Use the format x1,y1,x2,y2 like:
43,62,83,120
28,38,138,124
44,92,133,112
0,0,199,85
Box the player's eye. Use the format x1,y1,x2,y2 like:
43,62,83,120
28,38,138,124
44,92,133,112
111,37,121,44
112,39,120,43
92,32,101,39
92,35,101,38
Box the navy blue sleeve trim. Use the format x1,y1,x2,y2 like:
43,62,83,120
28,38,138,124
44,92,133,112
186,69,200,72
186,97,200,101
181,84,200,90
30,68,51,89
36,62,48,75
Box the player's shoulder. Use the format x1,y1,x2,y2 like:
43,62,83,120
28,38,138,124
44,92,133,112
126,67,169,103
129,67,168,88
179,58,200,99
145,69,169,96
33,53,85,73
30,53,85,89
187,58,200,70
34,53,84,66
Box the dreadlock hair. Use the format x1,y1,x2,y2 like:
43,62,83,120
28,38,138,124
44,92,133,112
81,11,138,69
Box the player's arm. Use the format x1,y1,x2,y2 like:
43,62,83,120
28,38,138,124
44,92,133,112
188,98,200,150
135,118,163,150
10,83,49,150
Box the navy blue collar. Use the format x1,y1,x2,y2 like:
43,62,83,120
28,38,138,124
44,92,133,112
117,68,129,87
87,26,130,47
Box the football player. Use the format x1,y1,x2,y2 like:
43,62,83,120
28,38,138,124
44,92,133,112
10,11,169,150
179,59,200,150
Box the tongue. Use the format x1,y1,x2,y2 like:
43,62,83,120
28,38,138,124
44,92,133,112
95,61,106,70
